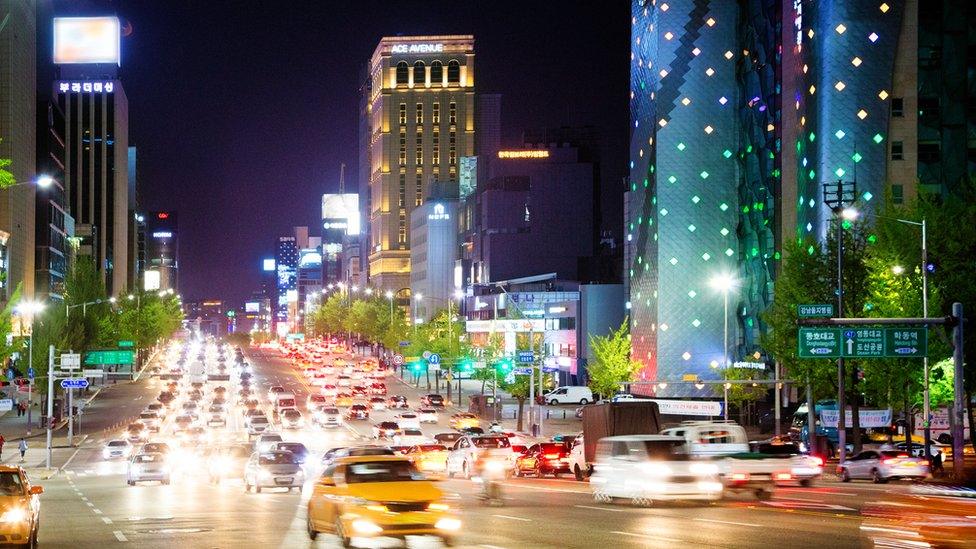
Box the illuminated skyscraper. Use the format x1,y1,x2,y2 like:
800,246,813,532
360,36,476,293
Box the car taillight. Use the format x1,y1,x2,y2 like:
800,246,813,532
730,472,750,482
810,455,824,467
775,473,793,481
544,453,561,460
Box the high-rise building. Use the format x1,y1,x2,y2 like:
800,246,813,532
273,235,299,336
126,146,143,292
361,36,476,293
321,193,359,286
54,16,129,295
35,99,72,302
410,185,459,321
0,0,37,303
474,93,501,185
145,211,178,292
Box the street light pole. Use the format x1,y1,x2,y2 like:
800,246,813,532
920,219,931,460
722,289,729,421
45,345,54,469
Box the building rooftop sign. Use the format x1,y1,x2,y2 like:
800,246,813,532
498,150,550,159
53,17,121,65
391,43,444,54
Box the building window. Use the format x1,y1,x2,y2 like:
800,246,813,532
415,129,423,165
398,209,407,246
413,61,425,86
891,97,904,117
447,60,460,84
449,102,457,125
449,129,457,166
396,62,409,86
918,96,940,119
892,184,904,205
415,103,423,125
398,172,406,207
430,61,443,85
432,128,440,166
398,103,406,125
399,129,407,166
432,102,440,124
415,172,423,206
891,140,904,160
918,142,941,163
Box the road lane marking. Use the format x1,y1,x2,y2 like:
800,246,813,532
692,517,760,527
86,502,94,507
93,509,103,515
113,530,128,542
81,496,89,501
102,517,113,524
574,504,626,512
491,514,531,522
611,531,681,543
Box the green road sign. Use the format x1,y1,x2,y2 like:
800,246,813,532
798,328,841,358
800,326,928,359
885,327,928,357
798,304,835,318
118,340,135,348
85,350,135,366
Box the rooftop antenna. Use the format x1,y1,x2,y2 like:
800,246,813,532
338,163,346,193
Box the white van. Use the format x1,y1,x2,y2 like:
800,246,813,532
659,421,749,456
544,386,593,405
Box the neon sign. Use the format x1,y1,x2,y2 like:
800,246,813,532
428,203,450,221
498,150,550,159
391,43,444,54
58,81,115,93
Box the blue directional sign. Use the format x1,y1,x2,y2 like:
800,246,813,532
27,367,34,380
399,341,410,347
427,353,441,365
513,367,533,375
60,378,89,389
517,351,535,363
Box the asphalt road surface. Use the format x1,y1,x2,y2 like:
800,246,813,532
33,347,923,548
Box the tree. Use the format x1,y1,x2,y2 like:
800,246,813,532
0,139,16,189
586,318,643,400
0,284,26,367
723,366,769,423
61,257,110,354
313,294,347,337
498,370,532,431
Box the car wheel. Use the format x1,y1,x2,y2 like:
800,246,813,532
798,479,812,488
335,518,352,548
440,535,455,547
306,513,318,540
28,528,38,549
534,467,542,478
755,489,772,501
574,465,585,481
549,399,559,406
127,480,134,486
579,398,589,405
872,469,887,484
553,471,562,479
447,468,455,479
840,468,851,482
462,462,470,479
162,479,171,486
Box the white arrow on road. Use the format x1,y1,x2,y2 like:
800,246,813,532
846,338,854,354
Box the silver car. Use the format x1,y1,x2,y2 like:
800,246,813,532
243,451,304,493
839,450,930,483
126,453,171,485
247,415,271,438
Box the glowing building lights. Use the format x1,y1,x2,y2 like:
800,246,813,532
724,50,733,59
718,96,728,105
835,167,846,177
669,257,678,266
664,32,674,40
704,125,714,134
705,67,715,76
706,18,715,27
857,109,868,119
834,81,846,91
869,32,879,42
682,352,692,361
497,150,549,159
851,56,862,67
700,171,709,179
681,97,691,106
692,47,701,56
701,253,711,261
835,130,846,139
873,133,884,143
692,319,701,327
659,69,669,78
880,2,890,12
878,89,889,100
835,23,847,34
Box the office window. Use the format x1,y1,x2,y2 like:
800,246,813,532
449,129,457,166
413,61,425,85
398,129,406,166
396,62,409,85
398,172,406,207
415,129,423,165
891,184,904,205
891,141,903,160
891,97,904,117
398,209,407,246
432,128,440,166
415,172,423,206
398,103,406,125
447,60,460,84
918,142,941,163
449,102,457,125
432,102,440,124
415,103,423,125
431,61,443,85
918,96,940,118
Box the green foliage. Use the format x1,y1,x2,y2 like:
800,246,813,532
586,317,643,399
0,284,26,365
723,366,769,408
0,139,16,189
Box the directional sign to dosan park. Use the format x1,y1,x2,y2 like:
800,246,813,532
798,326,927,358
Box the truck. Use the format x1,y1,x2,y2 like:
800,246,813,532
568,401,662,480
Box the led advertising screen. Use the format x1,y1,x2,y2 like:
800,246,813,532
143,270,161,291
244,302,260,313
53,17,121,65
321,194,360,236
262,259,276,271
459,156,478,199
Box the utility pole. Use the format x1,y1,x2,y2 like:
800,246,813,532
950,302,964,477
45,345,54,469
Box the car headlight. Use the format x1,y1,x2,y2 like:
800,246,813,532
435,518,462,531
427,503,450,511
697,481,724,493
639,462,673,477
351,519,382,534
690,462,719,475
0,508,27,523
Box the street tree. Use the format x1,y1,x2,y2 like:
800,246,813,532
0,140,15,189
586,318,643,400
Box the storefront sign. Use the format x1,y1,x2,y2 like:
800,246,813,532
466,319,545,333
58,81,115,93
820,408,892,428
653,399,723,417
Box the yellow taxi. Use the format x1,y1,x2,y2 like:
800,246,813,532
335,393,354,407
0,466,43,547
449,413,479,431
404,444,450,474
307,456,460,546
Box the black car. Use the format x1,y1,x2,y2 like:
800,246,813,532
273,442,310,464
421,394,445,408
345,404,370,420
387,395,409,409
460,426,485,435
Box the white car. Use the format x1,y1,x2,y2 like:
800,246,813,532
417,408,439,424
126,453,171,485
445,435,513,479
306,394,328,410
839,450,930,483
104,439,133,460
247,416,272,438
336,375,351,387
254,433,284,454
321,384,338,397
394,429,431,447
398,412,421,430
543,386,593,405
315,407,342,428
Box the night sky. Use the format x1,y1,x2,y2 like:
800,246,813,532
45,1,631,305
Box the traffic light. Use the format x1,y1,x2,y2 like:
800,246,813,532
410,360,424,373
495,359,512,373
460,358,473,372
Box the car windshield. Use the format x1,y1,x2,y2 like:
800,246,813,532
401,414,417,419
323,408,339,414
472,437,511,448
0,472,25,495
352,405,367,411
755,443,802,455
252,417,269,425
144,443,169,453
417,445,447,452
284,410,301,418
641,440,690,460
403,429,423,436
419,409,435,414
259,452,298,465
133,454,161,463
881,451,910,458
277,443,307,455
380,422,399,429
108,441,128,447
428,395,443,402
346,460,425,483
348,447,395,457
539,443,568,453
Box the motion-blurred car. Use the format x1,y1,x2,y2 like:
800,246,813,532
254,433,284,453
321,446,395,468
280,409,304,429
140,442,171,456
0,466,43,547
893,441,945,460
270,442,310,465
351,385,368,397
243,451,305,493
267,385,286,401
449,413,479,431
513,442,572,478
398,413,421,430
306,456,459,546
420,394,445,408
445,435,512,479
335,393,354,407
321,384,338,398
126,453,171,485
103,440,133,460
345,404,370,421
394,429,430,448
247,416,272,438
369,383,387,396
207,444,252,484
373,421,401,440
368,396,387,411
306,394,328,410
405,444,450,473
433,432,462,446
314,407,342,428
206,405,227,428
417,408,438,424
138,412,161,432
387,395,409,409
126,423,149,444
177,426,207,447
839,450,929,483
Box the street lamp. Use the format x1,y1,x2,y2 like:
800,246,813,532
710,273,736,420
891,265,905,275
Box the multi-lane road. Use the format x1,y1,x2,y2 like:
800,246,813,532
33,346,930,548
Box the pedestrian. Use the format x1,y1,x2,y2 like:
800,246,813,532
0,433,5,458
15,402,21,417
932,450,944,473
18,439,27,462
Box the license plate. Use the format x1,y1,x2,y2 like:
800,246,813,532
275,477,293,484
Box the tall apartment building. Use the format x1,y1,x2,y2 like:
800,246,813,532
35,99,72,301
0,0,37,302
361,36,476,293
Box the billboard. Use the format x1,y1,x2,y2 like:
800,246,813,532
321,194,360,236
262,259,276,271
53,17,121,65
459,156,478,199
143,270,161,291
244,302,260,313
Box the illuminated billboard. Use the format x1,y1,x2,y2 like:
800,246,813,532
53,17,121,65
459,156,477,199
244,302,260,313
321,194,360,236
262,259,276,271
144,270,161,291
